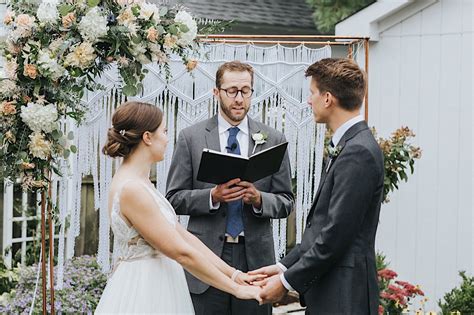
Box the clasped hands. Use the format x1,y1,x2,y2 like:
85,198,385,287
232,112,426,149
233,265,288,305
211,178,261,209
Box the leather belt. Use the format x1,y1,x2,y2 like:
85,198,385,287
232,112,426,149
225,235,245,244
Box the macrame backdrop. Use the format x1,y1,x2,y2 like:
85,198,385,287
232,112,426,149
57,43,331,280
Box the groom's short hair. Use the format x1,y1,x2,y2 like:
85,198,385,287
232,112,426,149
216,61,254,88
306,58,366,111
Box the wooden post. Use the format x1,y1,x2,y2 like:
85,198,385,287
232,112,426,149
48,181,55,315
40,190,47,314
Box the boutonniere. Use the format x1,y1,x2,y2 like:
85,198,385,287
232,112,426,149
251,132,268,154
326,145,342,172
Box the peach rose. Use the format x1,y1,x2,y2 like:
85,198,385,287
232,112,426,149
23,64,38,79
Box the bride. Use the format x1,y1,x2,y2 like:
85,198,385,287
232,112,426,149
95,101,262,314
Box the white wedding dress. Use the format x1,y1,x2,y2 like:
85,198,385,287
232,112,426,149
95,181,195,314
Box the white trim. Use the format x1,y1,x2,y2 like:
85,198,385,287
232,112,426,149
2,180,13,269
335,0,438,41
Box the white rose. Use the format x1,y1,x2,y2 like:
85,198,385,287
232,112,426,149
28,132,52,160
78,7,109,43
139,2,160,23
37,0,59,24
174,11,197,46
252,133,264,142
20,102,58,133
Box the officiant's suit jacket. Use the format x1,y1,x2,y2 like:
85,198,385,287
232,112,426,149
280,121,384,315
166,114,294,294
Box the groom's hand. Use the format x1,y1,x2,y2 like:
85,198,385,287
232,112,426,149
237,181,262,209
259,275,288,304
235,272,268,286
211,178,246,203
248,264,282,280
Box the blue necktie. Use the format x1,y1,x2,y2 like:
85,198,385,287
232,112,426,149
226,127,244,238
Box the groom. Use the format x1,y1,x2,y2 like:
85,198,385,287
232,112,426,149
166,61,294,315
252,58,384,314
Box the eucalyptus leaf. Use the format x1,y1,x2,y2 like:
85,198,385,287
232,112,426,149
51,130,63,140
87,0,100,7
63,149,70,159
159,7,168,16
122,85,138,96
58,4,74,16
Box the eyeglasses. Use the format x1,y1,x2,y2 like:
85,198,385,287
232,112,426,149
219,87,254,98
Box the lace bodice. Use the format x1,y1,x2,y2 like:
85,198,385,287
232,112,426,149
110,181,177,271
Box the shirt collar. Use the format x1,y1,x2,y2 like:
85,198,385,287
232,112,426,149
218,112,249,136
331,115,364,146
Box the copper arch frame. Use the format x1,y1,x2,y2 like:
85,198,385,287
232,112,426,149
198,35,370,121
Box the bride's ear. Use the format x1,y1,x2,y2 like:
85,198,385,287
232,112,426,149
142,131,153,146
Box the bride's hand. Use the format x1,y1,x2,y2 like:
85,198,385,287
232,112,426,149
235,272,267,285
234,284,263,304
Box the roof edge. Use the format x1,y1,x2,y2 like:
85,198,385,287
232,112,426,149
335,0,438,41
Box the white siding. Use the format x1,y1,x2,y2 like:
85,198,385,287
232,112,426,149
368,0,473,311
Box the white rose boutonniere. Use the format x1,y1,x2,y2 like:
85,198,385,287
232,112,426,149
326,145,342,172
251,132,268,154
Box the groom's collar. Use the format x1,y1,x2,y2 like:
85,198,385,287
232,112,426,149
337,119,369,148
331,115,365,146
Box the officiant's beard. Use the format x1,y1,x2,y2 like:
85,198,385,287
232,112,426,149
219,97,250,123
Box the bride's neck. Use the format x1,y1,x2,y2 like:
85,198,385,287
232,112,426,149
120,152,153,180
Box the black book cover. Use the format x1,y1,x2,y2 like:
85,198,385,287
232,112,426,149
197,142,288,184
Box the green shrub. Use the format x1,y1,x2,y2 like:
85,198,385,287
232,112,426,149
0,255,107,313
438,271,474,314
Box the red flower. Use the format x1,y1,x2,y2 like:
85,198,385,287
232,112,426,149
378,268,398,280
378,305,385,315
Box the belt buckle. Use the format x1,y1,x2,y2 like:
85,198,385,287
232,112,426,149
226,235,239,243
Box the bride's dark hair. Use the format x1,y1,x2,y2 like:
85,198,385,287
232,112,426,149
102,101,163,158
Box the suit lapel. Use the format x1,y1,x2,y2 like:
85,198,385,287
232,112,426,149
307,121,369,218
205,115,221,151
248,118,263,156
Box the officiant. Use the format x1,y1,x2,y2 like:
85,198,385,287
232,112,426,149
166,61,294,315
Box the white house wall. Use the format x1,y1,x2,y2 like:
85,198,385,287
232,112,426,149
367,0,472,311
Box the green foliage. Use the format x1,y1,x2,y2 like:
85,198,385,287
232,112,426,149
0,256,107,313
372,127,422,203
305,0,374,33
438,271,474,314
0,257,19,295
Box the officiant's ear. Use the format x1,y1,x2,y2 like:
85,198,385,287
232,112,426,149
213,87,220,98
142,131,153,146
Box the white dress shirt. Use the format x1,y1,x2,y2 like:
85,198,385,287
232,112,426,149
208,113,262,235
278,114,365,291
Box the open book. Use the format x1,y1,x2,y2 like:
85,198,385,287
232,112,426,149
197,142,288,184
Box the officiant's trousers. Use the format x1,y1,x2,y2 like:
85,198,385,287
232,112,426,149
191,241,272,315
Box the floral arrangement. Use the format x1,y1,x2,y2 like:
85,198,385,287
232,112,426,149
0,255,107,313
0,0,221,190
373,126,422,203
324,126,421,202
377,253,426,314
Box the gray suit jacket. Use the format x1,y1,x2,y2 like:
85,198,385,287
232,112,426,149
280,121,384,315
166,115,294,294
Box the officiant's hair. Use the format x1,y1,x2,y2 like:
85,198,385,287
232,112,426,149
102,101,163,158
305,58,366,111
215,61,254,88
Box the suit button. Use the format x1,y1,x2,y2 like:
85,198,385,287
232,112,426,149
219,235,224,241
306,222,311,228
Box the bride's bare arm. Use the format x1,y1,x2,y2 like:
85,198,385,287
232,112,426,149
119,184,261,301
175,224,265,285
